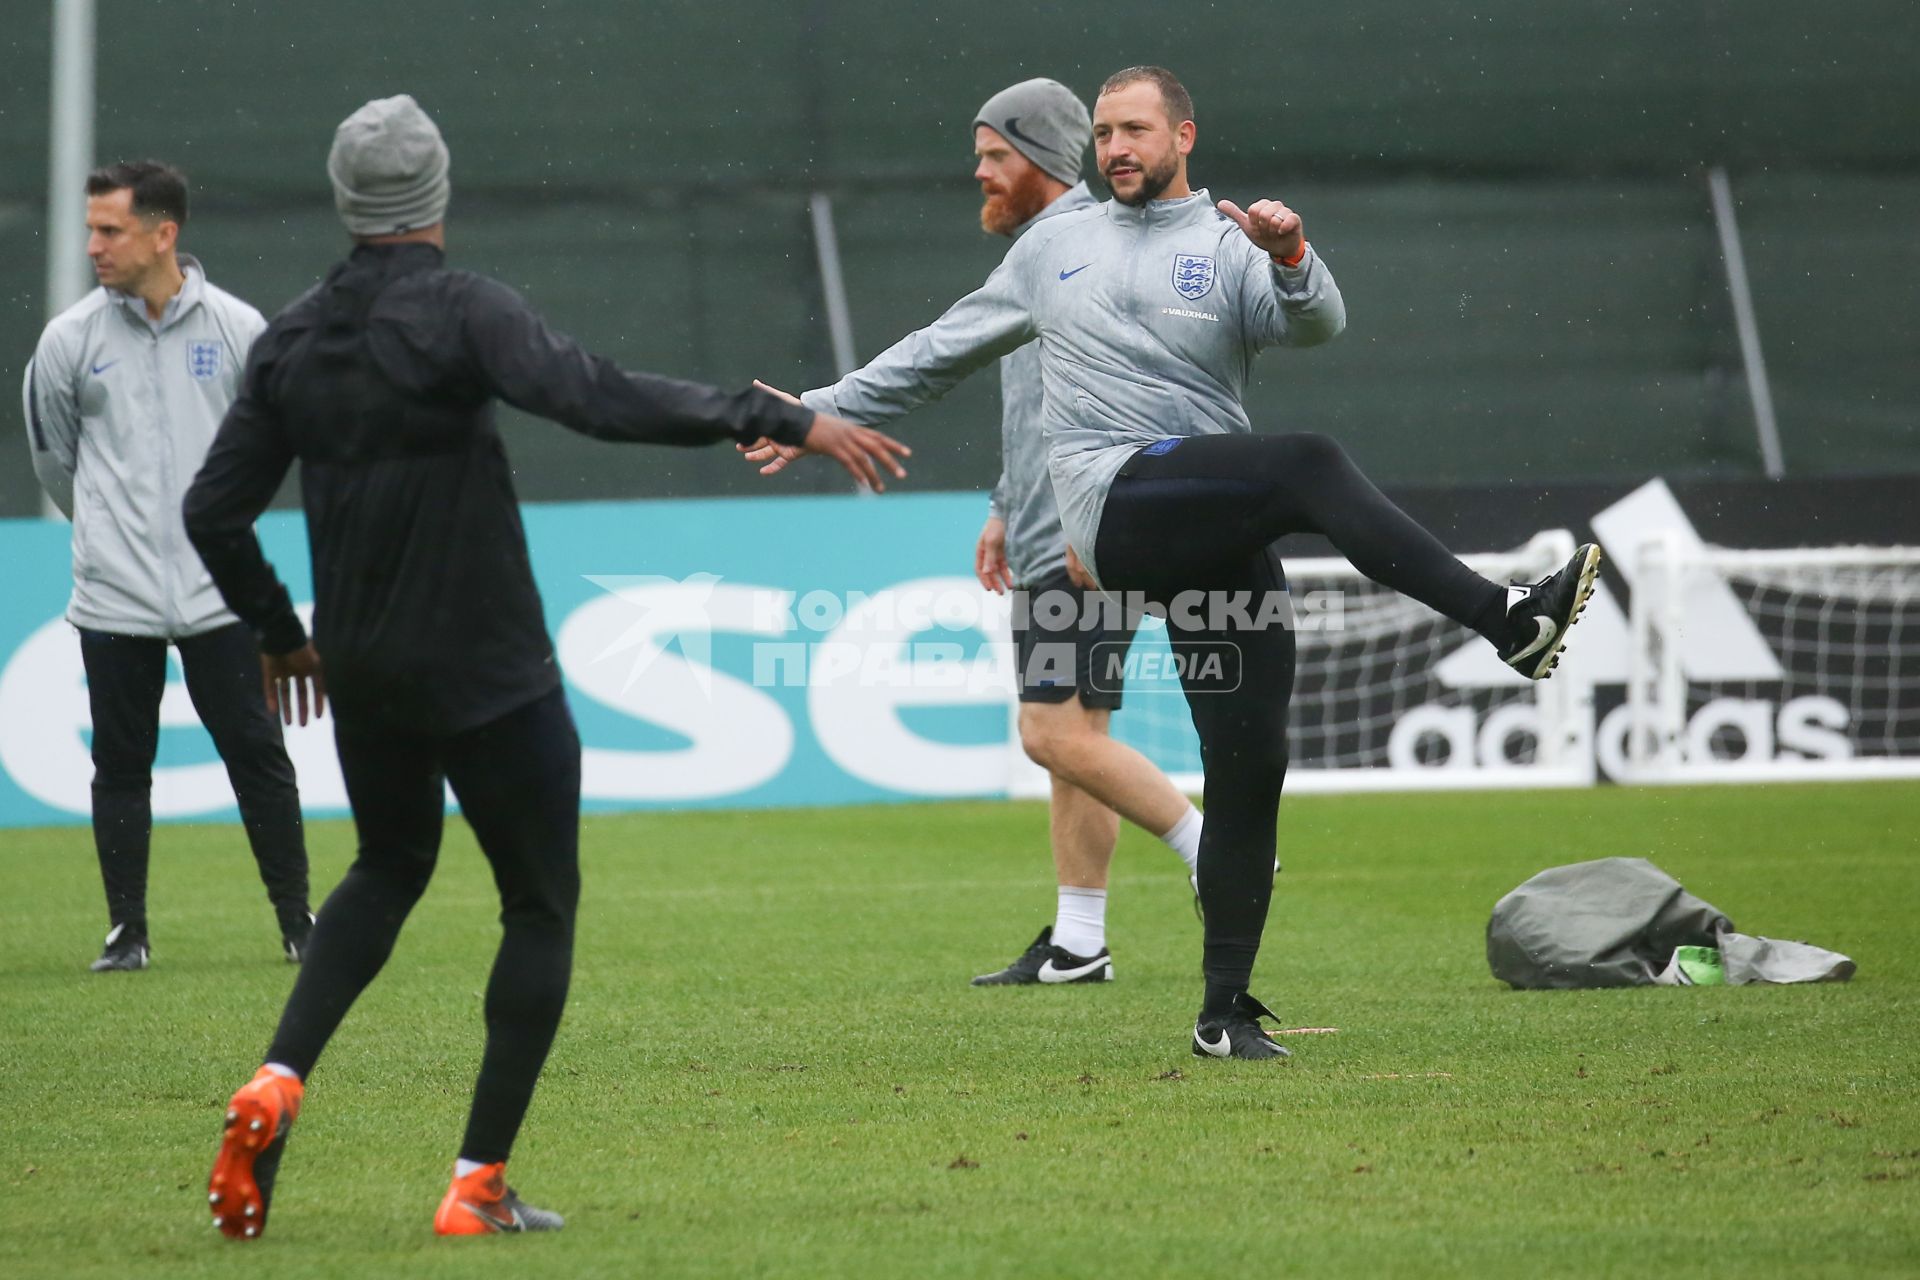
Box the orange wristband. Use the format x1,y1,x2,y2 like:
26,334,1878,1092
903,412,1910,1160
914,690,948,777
1273,241,1308,269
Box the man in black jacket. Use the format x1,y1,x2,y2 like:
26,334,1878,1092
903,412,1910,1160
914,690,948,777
186,94,906,1241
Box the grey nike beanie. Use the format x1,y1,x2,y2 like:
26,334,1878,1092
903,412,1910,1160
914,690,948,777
327,95,450,236
972,78,1090,186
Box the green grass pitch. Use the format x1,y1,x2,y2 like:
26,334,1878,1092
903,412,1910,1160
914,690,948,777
2,782,1916,1278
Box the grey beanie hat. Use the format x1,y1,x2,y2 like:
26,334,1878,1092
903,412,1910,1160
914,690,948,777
972,78,1091,186
328,94,450,236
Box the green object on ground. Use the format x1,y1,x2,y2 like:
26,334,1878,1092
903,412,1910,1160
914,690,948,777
1672,945,1726,986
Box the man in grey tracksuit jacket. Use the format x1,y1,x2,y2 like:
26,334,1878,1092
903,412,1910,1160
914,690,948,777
946,81,1211,986
782,67,1596,1058
754,80,1210,986
801,166,1347,587
24,161,311,972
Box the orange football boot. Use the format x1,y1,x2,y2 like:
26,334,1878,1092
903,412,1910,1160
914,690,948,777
433,1161,565,1235
207,1067,303,1240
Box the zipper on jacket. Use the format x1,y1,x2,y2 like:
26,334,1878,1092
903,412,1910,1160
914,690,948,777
1122,214,1145,334
149,329,181,637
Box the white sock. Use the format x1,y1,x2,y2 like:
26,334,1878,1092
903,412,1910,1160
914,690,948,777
454,1157,488,1178
261,1062,301,1082
1160,804,1203,873
1053,886,1108,957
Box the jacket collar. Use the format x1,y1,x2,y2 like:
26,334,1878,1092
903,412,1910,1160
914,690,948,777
108,253,205,332
1103,187,1216,230
347,242,446,272
1015,181,1096,238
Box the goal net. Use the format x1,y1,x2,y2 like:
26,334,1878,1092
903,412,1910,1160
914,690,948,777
1622,542,1920,782
1008,531,1593,797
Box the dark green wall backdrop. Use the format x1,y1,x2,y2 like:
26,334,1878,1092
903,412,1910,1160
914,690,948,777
4,1,1916,518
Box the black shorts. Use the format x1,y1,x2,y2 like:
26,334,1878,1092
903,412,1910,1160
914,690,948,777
1010,568,1137,709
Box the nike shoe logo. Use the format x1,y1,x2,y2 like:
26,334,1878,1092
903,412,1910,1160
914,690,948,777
458,1198,522,1232
91,360,119,375
1510,616,1557,663
1194,1026,1233,1057
1037,954,1110,983
1058,264,1091,281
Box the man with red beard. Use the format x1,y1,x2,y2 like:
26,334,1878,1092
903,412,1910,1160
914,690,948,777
752,79,1208,987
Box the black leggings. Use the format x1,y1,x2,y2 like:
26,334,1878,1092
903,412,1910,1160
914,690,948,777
79,624,309,936
265,687,582,1166
1095,433,1507,1011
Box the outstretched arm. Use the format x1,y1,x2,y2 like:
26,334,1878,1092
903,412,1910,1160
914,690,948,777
799,255,1039,426
459,275,911,487
740,253,1039,475
1219,196,1346,350
461,276,816,448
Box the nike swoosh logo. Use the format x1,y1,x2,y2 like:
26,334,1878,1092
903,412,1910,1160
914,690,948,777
458,1199,522,1232
1194,1027,1232,1057
91,360,119,375
1037,954,1109,983
1511,616,1557,662
1058,264,1091,281
1002,115,1048,154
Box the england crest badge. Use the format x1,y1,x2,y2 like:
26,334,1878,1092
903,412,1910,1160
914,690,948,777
1171,254,1216,301
187,341,222,381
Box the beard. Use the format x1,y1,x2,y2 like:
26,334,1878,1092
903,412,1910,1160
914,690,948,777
1109,151,1180,207
979,163,1056,236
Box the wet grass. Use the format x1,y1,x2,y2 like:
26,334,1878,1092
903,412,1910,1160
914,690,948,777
2,782,1916,1278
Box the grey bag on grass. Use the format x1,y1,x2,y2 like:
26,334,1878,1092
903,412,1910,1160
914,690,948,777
1487,856,1856,989
1487,857,1732,989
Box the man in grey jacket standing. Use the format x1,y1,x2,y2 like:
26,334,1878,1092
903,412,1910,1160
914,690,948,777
752,80,1207,988
969,80,1212,986
23,161,312,972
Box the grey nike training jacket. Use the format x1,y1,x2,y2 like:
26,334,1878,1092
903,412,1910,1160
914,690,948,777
802,188,1345,585
24,257,266,637
987,181,1098,588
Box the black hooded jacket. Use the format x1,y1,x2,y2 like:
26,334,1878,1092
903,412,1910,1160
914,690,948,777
184,242,812,734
